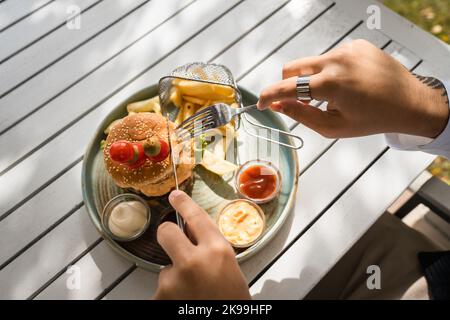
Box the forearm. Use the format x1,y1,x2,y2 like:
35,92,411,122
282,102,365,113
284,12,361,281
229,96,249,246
386,79,450,159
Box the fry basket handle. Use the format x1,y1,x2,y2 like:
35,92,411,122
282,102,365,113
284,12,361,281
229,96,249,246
241,113,304,150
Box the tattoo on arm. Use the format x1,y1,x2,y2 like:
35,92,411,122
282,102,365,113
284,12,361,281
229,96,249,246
412,73,449,105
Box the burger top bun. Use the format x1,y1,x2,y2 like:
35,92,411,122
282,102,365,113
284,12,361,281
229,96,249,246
103,112,194,196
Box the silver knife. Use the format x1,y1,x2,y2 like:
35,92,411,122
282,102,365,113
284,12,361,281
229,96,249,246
166,114,185,233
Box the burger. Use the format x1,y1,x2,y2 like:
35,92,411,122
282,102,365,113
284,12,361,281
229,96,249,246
103,112,194,196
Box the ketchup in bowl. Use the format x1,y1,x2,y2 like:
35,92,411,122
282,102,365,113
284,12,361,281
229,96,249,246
236,160,281,203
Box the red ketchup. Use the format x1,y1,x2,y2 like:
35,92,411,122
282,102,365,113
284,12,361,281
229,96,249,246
109,139,169,168
238,165,277,200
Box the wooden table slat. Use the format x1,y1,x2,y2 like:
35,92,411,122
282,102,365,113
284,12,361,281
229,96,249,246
35,240,131,300
0,161,83,268
103,268,158,300
0,0,54,32
0,0,152,97
0,206,99,299
0,0,99,63
384,41,420,69
214,0,334,82
338,0,450,76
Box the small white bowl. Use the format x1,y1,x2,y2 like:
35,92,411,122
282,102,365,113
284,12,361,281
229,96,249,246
101,193,151,242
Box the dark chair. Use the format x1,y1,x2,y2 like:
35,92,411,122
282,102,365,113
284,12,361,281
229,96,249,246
395,176,450,224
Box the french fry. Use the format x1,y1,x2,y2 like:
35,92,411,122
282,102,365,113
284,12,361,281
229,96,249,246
169,86,183,108
168,80,238,146
182,102,196,120
183,95,207,105
195,101,237,122
127,96,161,114
219,123,236,137
176,80,235,101
219,123,237,153
213,84,235,97
175,107,184,126
173,78,183,86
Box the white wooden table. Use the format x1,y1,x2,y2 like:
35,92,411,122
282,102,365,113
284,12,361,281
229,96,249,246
1,0,450,300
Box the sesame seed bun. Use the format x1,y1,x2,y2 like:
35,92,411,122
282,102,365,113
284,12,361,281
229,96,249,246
103,112,194,196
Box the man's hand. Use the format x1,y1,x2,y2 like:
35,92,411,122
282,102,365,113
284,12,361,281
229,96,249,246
257,39,449,139
153,190,251,300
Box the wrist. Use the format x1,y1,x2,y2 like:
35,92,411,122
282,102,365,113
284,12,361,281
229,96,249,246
409,76,449,138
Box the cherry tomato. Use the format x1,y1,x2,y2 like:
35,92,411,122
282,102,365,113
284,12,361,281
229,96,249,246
109,140,134,163
149,140,169,162
109,140,147,168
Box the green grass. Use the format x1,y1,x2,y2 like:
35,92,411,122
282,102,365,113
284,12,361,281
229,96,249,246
382,0,450,184
383,0,450,43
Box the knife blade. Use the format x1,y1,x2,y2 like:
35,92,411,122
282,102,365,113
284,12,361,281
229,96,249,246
166,114,185,233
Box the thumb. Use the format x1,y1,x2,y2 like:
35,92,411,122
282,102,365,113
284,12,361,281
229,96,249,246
271,100,338,136
152,266,174,300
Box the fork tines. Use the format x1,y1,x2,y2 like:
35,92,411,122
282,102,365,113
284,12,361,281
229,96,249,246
176,106,215,140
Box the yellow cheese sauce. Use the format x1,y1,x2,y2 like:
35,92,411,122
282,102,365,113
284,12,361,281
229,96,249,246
218,200,264,247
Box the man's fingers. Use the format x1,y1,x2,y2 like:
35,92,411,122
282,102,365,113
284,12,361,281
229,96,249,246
157,221,194,264
258,72,335,110
168,190,220,243
282,56,325,79
257,77,297,110
272,99,340,137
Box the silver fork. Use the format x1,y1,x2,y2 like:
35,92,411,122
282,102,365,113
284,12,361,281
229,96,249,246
176,103,257,140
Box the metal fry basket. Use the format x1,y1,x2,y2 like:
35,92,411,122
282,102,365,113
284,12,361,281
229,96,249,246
158,62,304,149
